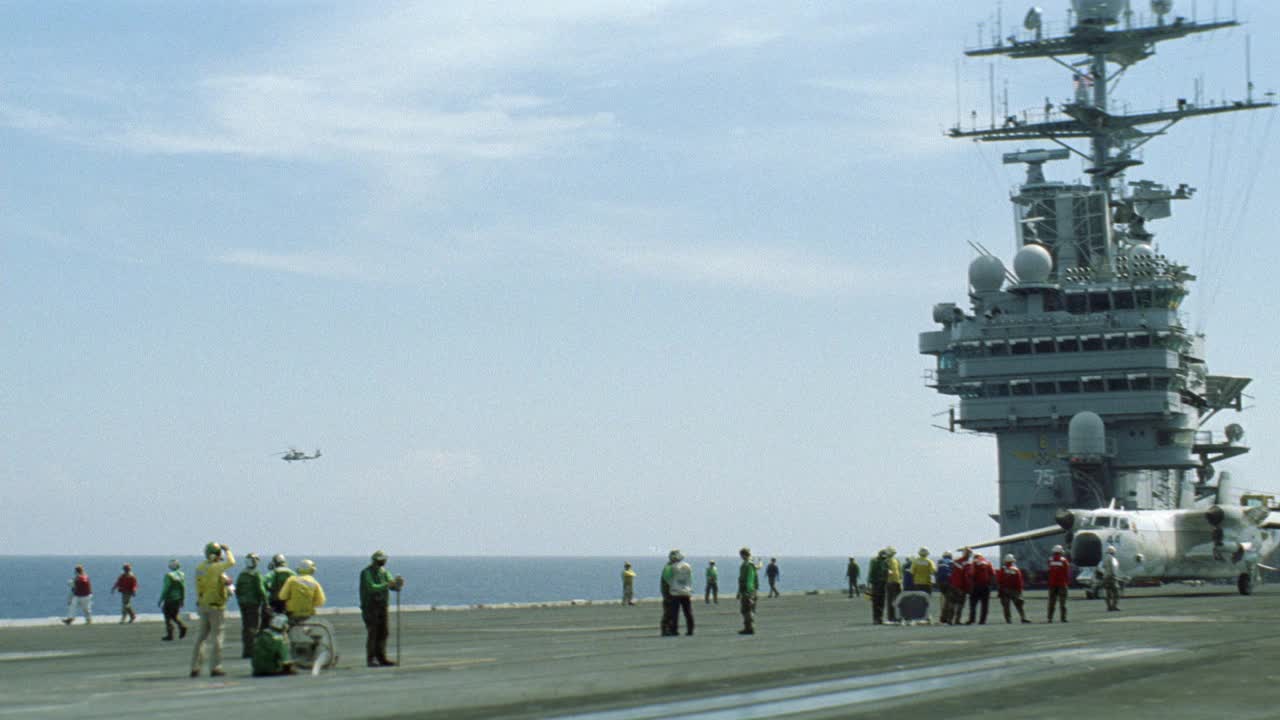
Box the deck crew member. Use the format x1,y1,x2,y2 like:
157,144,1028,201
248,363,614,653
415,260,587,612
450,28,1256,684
997,554,1031,624
622,563,636,606
360,550,404,667
936,551,955,623
884,548,903,623
251,614,296,677
1100,545,1121,611
664,550,694,636
160,559,188,641
112,564,139,624
1047,544,1071,623
868,549,888,624
191,542,236,677
705,561,719,604
235,553,268,658
737,547,757,635
846,557,861,598
278,559,326,623
967,553,994,624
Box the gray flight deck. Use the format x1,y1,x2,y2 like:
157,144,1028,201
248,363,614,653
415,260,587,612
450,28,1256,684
3,587,1279,719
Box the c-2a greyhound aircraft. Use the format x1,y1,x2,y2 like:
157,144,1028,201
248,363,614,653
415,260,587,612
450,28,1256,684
968,494,1280,596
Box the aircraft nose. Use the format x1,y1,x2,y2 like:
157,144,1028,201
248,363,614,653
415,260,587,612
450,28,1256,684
1072,532,1103,566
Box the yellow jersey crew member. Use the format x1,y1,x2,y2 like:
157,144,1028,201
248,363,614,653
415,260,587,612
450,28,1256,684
191,542,236,678
278,559,326,622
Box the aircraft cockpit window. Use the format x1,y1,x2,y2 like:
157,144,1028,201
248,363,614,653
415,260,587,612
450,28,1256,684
1119,518,1130,530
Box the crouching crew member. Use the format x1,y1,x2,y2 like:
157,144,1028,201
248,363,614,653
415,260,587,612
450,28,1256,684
251,614,296,677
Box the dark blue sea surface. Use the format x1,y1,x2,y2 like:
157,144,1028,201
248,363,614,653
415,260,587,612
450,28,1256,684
1,555,865,620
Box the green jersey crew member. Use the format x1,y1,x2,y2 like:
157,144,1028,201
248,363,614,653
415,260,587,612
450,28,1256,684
359,550,405,668
738,547,757,635
251,614,296,677
160,559,188,641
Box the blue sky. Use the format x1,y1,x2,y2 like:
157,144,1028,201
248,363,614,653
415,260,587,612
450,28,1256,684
3,1,1278,557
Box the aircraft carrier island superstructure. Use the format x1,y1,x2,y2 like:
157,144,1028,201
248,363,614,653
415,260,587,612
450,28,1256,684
918,0,1273,579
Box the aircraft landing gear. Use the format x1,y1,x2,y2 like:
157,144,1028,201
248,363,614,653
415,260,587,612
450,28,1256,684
1238,572,1254,596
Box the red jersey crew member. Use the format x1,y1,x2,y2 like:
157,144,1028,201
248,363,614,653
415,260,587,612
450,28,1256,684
996,554,1031,624
1047,544,1071,623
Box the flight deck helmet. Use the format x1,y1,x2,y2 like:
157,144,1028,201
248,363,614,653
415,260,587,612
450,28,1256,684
272,553,287,569
297,559,316,575
918,547,929,558
204,542,222,559
269,614,289,632
1052,544,1064,554
168,559,180,571
1003,553,1015,564
1106,545,1117,554
372,550,388,565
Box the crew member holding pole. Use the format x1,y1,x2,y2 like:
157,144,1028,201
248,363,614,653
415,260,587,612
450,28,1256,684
360,550,405,667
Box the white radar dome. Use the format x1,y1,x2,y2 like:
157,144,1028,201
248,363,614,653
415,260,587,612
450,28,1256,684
969,255,1006,293
1129,243,1155,261
1013,244,1053,284
1068,411,1106,456
1072,0,1126,24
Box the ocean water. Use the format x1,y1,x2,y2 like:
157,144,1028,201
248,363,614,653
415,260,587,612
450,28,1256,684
1,555,864,621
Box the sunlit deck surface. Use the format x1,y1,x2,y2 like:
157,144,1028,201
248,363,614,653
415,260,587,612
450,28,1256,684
3,585,1278,719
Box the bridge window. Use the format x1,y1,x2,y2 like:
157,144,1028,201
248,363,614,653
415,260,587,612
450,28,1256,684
1034,337,1056,354
1058,380,1080,393
987,383,1010,397
1035,381,1057,395
1066,293,1088,314
1011,380,1033,396
1081,335,1103,352
1131,375,1152,391
987,340,1009,356
1011,339,1032,355
1088,292,1112,312
1107,377,1129,392
1129,333,1152,349
1057,337,1079,353
1082,377,1105,393
1112,291,1136,310
1105,334,1127,351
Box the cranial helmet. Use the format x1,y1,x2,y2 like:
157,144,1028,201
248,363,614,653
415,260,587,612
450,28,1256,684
245,553,259,569
168,559,180,571
918,547,929,558
886,547,897,557
1004,553,1015,564
668,549,684,562
272,554,287,568
204,542,222,558
269,614,289,631
1052,545,1064,554
942,551,953,558
1107,545,1117,554
297,559,316,575
372,550,388,564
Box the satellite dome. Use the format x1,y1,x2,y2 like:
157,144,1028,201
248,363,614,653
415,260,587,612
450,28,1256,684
1068,411,1106,456
1129,243,1155,261
1013,244,1053,284
969,255,1006,293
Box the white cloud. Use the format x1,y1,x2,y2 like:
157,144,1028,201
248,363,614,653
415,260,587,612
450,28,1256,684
214,249,371,281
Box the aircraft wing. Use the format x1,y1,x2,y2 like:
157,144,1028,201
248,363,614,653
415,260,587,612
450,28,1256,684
965,524,1065,550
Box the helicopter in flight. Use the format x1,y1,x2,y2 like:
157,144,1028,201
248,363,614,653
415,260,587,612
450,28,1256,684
275,448,322,463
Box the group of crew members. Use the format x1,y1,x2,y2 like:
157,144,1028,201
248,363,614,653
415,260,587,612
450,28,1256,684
75,543,406,678
655,547,761,636
865,544,1082,624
